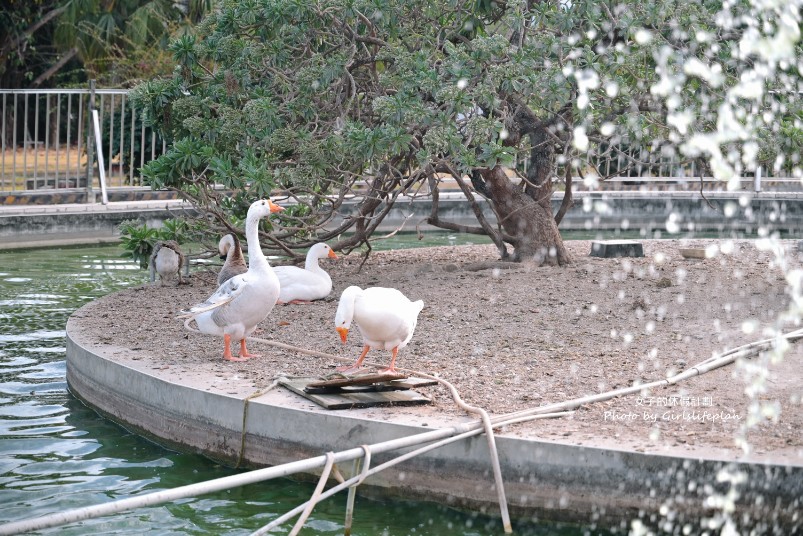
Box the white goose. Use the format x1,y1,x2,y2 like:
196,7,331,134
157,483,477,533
274,242,338,304
334,286,424,373
149,240,185,286
217,233,247,286
179,199,284,361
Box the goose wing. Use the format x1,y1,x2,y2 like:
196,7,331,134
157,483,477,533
354,288,422,347
274,265,331,300
162,240,185,265
177,274,248,318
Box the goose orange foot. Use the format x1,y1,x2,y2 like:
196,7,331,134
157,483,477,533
336,345,370,373
222,335,259,361
377,347,400,374
237,339,261,358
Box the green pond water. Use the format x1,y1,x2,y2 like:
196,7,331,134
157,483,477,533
0,234,612,536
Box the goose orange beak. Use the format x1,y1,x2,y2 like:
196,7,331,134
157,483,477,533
336,327,349,343
269,200,284,213
328,249,338,259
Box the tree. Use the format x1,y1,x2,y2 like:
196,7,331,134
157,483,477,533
130,0,803,264
1,0,216,148
0,0,215,89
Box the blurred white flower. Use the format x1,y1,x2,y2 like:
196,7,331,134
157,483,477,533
573,126,589,151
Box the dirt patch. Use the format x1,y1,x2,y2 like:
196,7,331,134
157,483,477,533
75,239,803,463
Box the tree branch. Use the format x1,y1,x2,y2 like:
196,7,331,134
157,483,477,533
0,5,68,62
31,47,78,87
442,161,509,259
696,158,717,210
469,169,494,199
554,158,574,226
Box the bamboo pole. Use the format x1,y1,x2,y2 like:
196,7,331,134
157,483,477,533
343,457,362,536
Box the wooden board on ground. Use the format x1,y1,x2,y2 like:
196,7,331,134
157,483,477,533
307,371,408,389
305,373,439,394
279,377,431,410
389,377,439,389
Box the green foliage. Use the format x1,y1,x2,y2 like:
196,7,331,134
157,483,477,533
757,113,803,174
126,0,802,249
129,79,182,134
159,218,192,244
1,0,215,89
118,218,192,268
102,101,165,178
118,220,161,268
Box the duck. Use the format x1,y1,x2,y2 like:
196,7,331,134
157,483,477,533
217,233,247,286
274,243,338,304
149,240,185,286
334,286,424,373
178,199,284,361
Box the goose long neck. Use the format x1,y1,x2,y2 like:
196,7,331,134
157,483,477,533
227,235,243,262
245,213,269,270
304,251,327,278
340,286,362,325
304,252,319,271
345,292,357,323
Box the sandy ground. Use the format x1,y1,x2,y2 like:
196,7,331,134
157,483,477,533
78,238,803,464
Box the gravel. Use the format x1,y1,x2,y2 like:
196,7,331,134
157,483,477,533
74,238,803,463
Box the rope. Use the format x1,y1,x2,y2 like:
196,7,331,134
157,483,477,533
496,328,803,424
354,445,372,486
330,464,346,485
389,368,512,531
288,452,335,536
236,379,283,468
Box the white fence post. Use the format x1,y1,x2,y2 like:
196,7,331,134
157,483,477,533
754,166,762,193
91,109,109,205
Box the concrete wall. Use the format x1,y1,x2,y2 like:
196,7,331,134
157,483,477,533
0,200,198,249
4,191,799,251
366,191,803,235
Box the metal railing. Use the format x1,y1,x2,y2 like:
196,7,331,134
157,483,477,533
579,143,789,192
0,85,165,195
0,85,796,199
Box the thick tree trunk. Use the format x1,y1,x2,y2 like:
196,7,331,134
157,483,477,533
480,166,570,264
423,100,572,265
470,100,572,265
